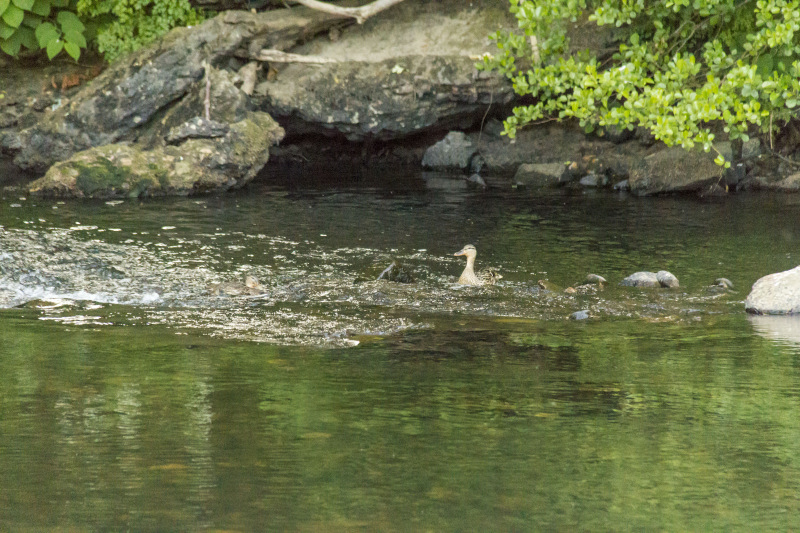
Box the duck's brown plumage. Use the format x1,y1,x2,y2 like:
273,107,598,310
454,244,502,285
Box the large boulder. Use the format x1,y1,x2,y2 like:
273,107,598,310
745,266,800,314
11,8,342,173
628,146,726,195
27,112,283,198
254,0,516,141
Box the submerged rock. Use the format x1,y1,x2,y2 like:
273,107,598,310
656,270,679,288
620,272,660,288
570,310,590,320
377,261,415,283
208,274,266,296
621,271,679,288
745,266,800,314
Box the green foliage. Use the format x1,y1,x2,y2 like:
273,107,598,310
482,0,800,166
1,0,203,63
0,0,87,60
76,0,203,62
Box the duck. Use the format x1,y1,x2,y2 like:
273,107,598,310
208,274,265,296
453,244,502,285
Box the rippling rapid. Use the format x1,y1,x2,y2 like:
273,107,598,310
1,178,765,347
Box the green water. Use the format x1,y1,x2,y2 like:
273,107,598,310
2,175,800,530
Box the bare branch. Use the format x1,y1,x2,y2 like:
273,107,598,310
292,0,406,24
254,49,339,63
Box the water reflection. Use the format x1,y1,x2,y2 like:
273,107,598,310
4,180,800,529
749,314,800,346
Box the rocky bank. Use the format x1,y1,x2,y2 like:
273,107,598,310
0,0,799,197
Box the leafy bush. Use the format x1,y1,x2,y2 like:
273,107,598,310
0,0,202,62
0,0,87,60
482,0,800,166
76,0,203,62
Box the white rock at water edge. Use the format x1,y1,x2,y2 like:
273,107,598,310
745,266,800,314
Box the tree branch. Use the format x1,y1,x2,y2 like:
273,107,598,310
253,49,338,63
292,0,406,24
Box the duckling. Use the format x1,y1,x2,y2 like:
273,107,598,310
454,244,502,286
208,275,264,296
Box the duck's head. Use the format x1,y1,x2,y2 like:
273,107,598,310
454,244,477,259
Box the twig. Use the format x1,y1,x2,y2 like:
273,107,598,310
292,0,406,24
253,49,339,63
203,61,211,121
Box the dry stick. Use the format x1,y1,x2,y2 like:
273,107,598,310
254,49,338,63
203,61,211,121
292,0,407,24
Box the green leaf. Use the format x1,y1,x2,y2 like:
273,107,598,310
0,34,21,55
11,0,34,9
0,20,14,39
0,22,25,54
30,0,50,16
1,4,24,28
34,20,58,47
62,27,84,47
63,39,78,60
16,24,36,50
21,12,42,29
0,0,9,13
45,36,61,58
56,9,83,32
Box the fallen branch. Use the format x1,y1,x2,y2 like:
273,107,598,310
202,60,211,120
254,49,338,63
292,0,406,24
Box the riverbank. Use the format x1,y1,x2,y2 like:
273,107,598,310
1,0,799,197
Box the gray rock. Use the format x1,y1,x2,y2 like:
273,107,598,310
514,162,568,188
12,8,339,172
472,126,590,174
746,266,800,314
27,112,283,198
620,272,660,288
166,117,230,145
585,274,607,286
466,173,487,188
767,173,800,192
422,132,476,171
741,138,762,159
254,0,516,142
656,270,679,288
628,146,724,195
256,55,513,142
579,173,607,187
570,310,590,320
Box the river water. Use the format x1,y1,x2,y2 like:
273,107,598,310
2,172,800,530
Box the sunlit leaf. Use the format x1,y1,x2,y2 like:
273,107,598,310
11,0,34,10
1,4,24,27
63,39,78,60
34,20,58,47
30,0,50,16
45,36,61,58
